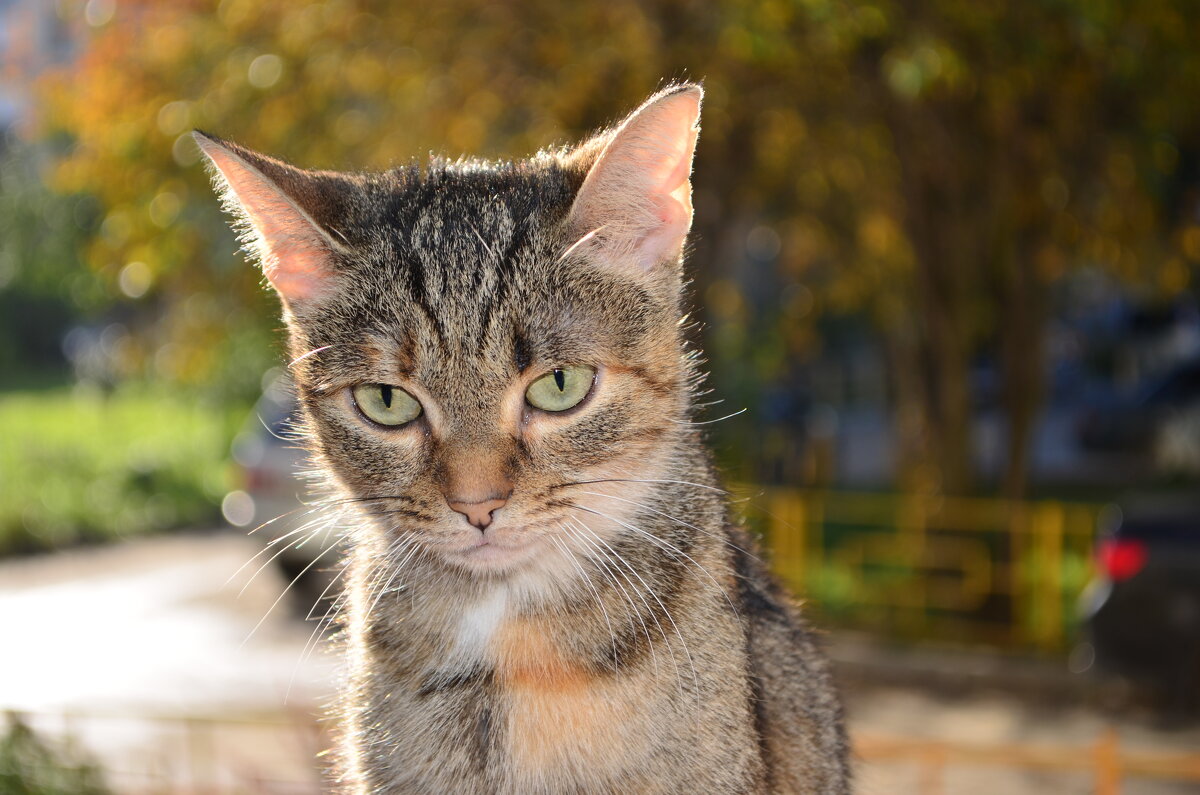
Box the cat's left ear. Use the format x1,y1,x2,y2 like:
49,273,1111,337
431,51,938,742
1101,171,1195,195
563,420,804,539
193,132,352,307
566,84,702,274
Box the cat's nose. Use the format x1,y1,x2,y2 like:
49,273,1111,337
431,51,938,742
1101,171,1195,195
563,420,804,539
446,496,508,530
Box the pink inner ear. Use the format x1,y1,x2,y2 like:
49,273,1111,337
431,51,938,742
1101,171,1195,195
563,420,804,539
251,204,331,302
568,88,701,272
197,138,335,303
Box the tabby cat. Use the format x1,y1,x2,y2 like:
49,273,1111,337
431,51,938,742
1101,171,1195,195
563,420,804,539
197,83,850,794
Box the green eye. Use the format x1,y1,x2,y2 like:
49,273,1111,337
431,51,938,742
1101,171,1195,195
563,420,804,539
525,365,595,412
352,383,422,426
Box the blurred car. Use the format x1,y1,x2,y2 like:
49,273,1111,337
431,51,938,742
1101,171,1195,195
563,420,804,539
1078,502,1200,714
1076,356,1200,453
224,374,342,614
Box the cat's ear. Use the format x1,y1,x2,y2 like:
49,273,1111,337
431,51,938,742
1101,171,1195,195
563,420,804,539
193,132,349,306
566,84,702,274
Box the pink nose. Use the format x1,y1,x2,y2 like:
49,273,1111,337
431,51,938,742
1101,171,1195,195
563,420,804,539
446,497,508,529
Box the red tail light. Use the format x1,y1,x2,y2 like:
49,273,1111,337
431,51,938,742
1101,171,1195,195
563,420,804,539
1096,538,1147,582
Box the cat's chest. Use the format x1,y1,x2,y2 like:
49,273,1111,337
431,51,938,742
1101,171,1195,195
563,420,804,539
446,587,508,667
415,595,654,785
489,616,648,780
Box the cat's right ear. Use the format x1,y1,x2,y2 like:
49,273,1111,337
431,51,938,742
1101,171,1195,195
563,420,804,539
193,132,348,306
565,84,702,277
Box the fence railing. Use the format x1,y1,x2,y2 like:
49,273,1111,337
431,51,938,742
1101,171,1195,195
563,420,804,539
740,488,1108,652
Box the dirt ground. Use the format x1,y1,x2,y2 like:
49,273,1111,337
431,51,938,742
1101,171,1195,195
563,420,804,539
2,532,1197,793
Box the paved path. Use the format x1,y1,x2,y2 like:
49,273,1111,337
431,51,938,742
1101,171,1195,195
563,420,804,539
2,533,1197,793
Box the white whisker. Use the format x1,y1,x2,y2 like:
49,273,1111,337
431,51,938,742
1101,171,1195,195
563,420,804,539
556,225,607,263
549,531,620,672
240,533,343,649
571,516,697,704
576,489,761,563
563,518,661,678
572,498,743,615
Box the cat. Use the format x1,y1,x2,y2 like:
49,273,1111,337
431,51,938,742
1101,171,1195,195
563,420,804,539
196,83,850,794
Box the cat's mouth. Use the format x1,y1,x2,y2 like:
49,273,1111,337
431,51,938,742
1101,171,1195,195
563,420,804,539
445,529,543,573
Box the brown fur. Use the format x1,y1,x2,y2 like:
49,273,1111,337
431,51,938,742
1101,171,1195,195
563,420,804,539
198,84,850,793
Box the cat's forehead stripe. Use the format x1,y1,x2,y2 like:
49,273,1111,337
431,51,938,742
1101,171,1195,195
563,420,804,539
405,195,521,350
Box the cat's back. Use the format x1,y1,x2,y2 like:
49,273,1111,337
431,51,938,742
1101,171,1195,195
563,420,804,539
728,527,851,792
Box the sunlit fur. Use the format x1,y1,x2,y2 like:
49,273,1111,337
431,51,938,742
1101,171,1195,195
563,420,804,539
200,84,849,793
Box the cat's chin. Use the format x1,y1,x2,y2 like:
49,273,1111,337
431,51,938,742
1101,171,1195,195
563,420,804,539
444,534,544,576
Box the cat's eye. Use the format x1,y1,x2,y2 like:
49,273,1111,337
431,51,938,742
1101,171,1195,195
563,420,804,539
352,383,422,427
525,365,596,412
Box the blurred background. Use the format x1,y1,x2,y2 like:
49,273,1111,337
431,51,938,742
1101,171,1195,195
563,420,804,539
2,0,1199,792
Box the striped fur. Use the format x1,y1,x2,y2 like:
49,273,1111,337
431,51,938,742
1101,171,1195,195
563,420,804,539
198,84,849,793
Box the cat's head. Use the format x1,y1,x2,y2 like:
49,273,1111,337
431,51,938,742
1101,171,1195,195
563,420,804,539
198,85,705,586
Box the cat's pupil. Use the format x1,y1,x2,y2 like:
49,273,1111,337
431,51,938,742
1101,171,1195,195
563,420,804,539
553,369,565,391
381,385,393,408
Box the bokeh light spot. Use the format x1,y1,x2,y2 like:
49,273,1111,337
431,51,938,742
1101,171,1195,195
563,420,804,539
84,0,115,27
149,192,181,228
248,54,284,89
118,262,153,299
221,490,255,527
157,101,192,137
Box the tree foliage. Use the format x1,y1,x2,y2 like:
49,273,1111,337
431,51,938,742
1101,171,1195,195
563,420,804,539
32,0,1200,493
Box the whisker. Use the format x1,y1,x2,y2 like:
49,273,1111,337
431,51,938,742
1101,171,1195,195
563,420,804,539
228,505,342,587
572,516,698,703
365,534,423,621
288,344,335,369
575,490,762,564
549,477,728,495
556,224,607,264
669,408,747,426
240,533,343,649
286,558,351,703
573,501,739,618
549,530,620,673
233,518,333,597
563,518,662,679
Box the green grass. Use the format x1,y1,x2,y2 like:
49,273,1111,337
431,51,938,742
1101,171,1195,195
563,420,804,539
0,384,245,555
0,715,109,795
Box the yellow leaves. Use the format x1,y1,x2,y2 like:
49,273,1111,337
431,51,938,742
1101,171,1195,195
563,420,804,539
706,280,746,324
149,190,183,229
334,109,371,147
858,212,901,258
100,207,134,248
718,25,754,60
828,154,865,192
1159,258,1190,296
1039,176,1069,212
343,51,384,94
216,0,256,31
883,38,967,101
1105,151,1137,189
1152,139,1179,175
755,109,807,172
1035,245,1066,282
1180,227,1200,261
447,115,486,155
247,54,284,90
148,22,192,67
157,101,193,138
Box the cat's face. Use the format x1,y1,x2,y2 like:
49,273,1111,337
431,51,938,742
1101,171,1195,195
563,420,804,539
199,86,702,583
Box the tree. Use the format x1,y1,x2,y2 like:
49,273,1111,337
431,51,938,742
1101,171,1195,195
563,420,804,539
34,0,1200,493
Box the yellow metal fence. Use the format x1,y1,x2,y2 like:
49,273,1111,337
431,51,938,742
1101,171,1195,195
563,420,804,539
743,488,1107,652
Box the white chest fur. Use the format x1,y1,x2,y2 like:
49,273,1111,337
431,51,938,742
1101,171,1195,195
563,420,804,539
448,587,508,667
